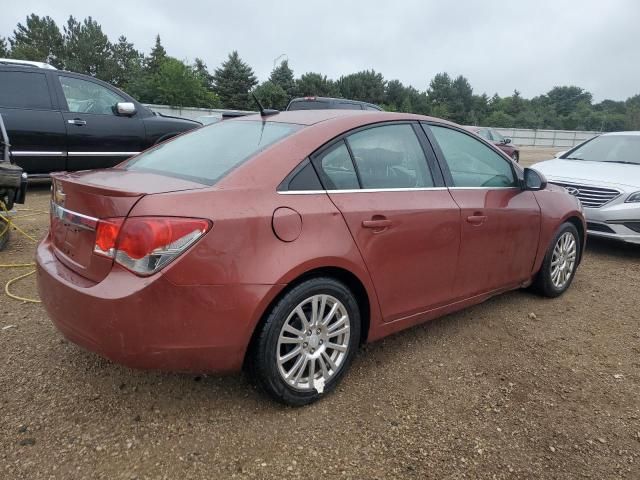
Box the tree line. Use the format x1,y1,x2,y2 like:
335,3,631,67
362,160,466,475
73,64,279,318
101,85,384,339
2,14,639,131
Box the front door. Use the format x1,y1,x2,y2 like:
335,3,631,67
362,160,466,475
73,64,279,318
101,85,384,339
57,75,144,170
312,123,461,322
425,124,541,298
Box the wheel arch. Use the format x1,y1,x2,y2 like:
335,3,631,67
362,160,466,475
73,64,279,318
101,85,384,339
564,215,586,264
243,265,372,369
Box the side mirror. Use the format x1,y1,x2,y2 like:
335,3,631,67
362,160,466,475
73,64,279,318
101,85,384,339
523,168,547,191
503,138,512,144
116,102,136,116
554,150,566,158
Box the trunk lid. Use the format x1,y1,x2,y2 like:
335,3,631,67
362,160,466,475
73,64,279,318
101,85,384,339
50,169,207,282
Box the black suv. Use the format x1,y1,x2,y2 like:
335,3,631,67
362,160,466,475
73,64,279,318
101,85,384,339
0,59,200,178
286,96,383,111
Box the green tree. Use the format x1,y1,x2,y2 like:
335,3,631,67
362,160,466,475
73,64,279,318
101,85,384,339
545,86,592,117
384,79,406,111
63,16,113,79
485,111,515,128
269,59,295,97
449,75,474,124
109,36,142,89
254,81,288,110
213,51,258,110
295,72,338,97
624,94,640,130
145,35,167,75
0,37,9,57
9,14,64,67
144,57,219,107
337,70,386,104
194,58,214,90
427,73,453,118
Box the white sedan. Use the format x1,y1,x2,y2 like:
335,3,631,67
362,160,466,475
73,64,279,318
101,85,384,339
533,132,640,245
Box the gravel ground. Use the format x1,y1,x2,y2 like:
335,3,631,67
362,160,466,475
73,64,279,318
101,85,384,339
1,148,639,479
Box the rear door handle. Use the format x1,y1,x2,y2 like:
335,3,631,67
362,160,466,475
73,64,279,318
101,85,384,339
466,214,487,226
67,119,87,126
362,218,392,229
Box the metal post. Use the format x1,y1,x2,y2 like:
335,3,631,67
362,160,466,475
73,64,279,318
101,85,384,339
0,113,10,162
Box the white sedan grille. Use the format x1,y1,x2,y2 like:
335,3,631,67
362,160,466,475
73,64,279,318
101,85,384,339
550,181,621,208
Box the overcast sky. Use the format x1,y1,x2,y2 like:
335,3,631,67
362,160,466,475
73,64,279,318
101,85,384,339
2,0,639,101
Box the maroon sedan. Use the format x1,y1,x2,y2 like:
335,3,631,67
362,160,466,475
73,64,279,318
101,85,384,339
37,110,584,405
467,126,520,162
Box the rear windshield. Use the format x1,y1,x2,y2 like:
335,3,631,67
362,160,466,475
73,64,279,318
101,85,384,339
126,120,301,184
287,101,330,111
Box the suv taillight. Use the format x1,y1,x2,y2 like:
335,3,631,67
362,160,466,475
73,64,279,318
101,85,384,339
94,217,210,276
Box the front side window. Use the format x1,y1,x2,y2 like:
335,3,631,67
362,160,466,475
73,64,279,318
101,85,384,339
59,76,125,115
490,129,505,143
476,129,492,141
347,124,434,188
429,125,516,188
127,120,301,185
316,141,359,190
0,71,51,110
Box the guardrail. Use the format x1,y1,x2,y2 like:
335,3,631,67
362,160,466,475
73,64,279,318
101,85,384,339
493,127,599,148
144,104,600,148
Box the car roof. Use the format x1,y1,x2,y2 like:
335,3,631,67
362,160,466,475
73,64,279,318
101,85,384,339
234,109,450,127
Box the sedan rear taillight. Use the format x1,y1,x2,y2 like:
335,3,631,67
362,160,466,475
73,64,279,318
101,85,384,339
93,217,210,276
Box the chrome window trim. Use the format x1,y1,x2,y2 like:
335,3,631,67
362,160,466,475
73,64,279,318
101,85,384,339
278,187,449,195
67,151,140,156
11,151,66,156
448,186,520,190
51,202,98,231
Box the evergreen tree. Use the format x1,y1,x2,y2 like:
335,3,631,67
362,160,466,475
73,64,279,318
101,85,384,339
385,79,407,111
63,16,113,79
194,58,214,91
337,70,386,104
145,35,167,75
269,59,295,97
254,81,288,110
295,72,338,97
213,51,258,110
0,37,9,57
109,36,142,89
449,75,474,124
9,14,64,67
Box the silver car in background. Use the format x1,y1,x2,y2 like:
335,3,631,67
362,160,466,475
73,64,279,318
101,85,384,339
532,132,640,245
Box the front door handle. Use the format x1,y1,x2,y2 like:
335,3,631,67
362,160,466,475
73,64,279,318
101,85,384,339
67,119,87,126
466,214,487,226
362,218,392,229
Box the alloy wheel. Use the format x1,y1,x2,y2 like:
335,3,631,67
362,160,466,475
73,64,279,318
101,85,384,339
550,231,577,289
276,294,351,392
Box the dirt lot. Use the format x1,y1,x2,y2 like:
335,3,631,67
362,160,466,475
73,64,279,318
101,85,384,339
1,148,639,479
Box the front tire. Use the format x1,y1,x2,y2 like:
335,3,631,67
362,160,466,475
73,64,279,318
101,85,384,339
248,277,361,406
533,222,580,297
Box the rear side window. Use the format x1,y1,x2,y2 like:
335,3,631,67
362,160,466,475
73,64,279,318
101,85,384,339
335,103,362,110
347,124,434,188
0,71,52,110
429,125,516,188
126,120,301,185
316,141,359,190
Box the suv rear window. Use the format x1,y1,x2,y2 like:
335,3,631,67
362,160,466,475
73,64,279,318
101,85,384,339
126,120,301,184
287,101,330,111
0,71,52,110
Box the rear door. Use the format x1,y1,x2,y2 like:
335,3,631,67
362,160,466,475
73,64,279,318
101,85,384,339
312,122,461,323
0,69,66,174
55,74,144,170
424,123,541,298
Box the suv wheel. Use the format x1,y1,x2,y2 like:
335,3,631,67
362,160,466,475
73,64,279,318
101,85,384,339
248,277,361,406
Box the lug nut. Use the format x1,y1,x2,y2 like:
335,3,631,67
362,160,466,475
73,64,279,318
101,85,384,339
303,342,308,348
310,348,315,353
319,340,323,345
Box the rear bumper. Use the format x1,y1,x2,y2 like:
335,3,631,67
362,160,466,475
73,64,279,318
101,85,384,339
36,236,280,373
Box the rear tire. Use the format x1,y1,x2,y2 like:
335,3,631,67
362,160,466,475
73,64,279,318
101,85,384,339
0,215,10,251
533,222,580,297
248,277,361,406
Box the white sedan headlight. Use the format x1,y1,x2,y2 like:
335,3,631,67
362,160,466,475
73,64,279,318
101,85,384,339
625,191,640,203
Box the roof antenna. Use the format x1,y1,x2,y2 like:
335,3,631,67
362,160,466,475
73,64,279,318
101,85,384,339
252,93,279,117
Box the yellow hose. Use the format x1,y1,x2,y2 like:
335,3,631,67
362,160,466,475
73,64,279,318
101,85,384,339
0,200,43,303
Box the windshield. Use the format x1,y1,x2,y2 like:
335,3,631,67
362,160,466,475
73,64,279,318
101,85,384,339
126,120,301,184
491,129,505,142
564,135,640,165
